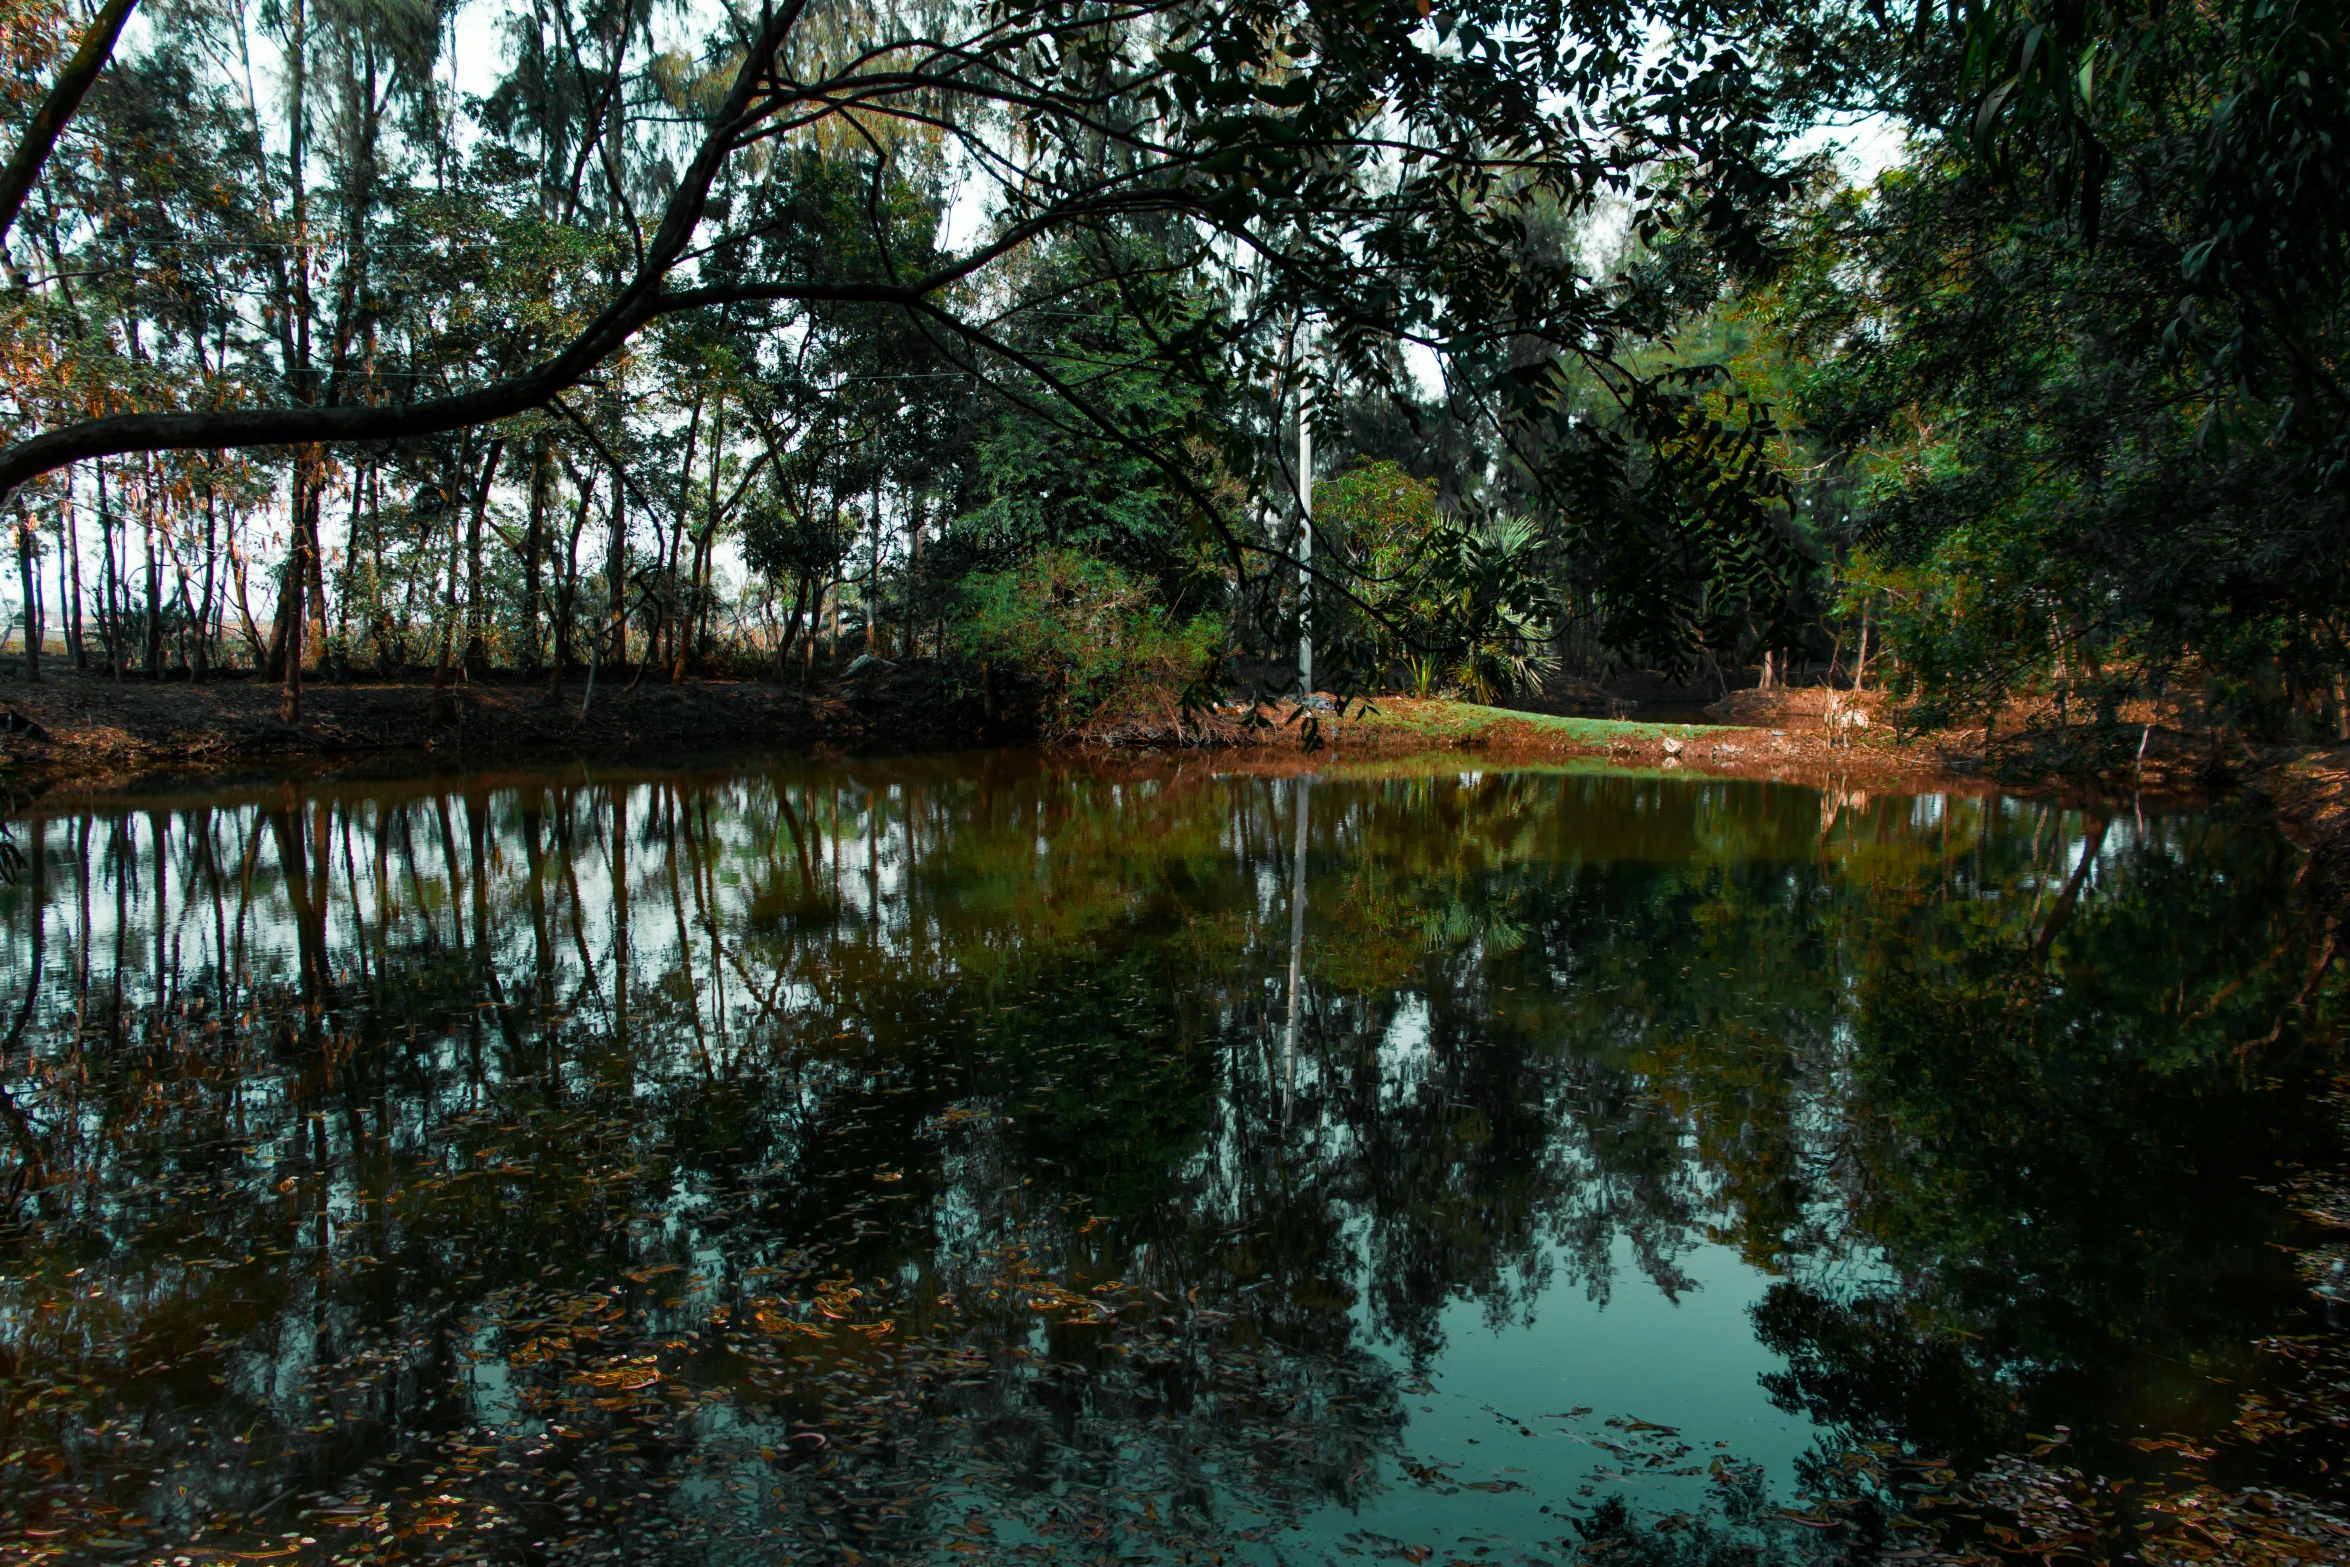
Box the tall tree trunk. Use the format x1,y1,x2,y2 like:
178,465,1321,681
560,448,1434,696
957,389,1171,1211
97,460,120,684
866,486,881,656
679,393,725,681
15,515,40,681
464,445,492,674
522,433,547,672
279,452,323,721
430,500,457,726
606,455,627,675
367,467,398,673
333,464,364,680
281,518,305,722
195,479,217,682
906,494,922,659
665,389,706,683
168,517,192,675
267,464,323,681
549,465,592,702
61,491,82,669
307,492,328,670
446,438,503,703
141,467,161,678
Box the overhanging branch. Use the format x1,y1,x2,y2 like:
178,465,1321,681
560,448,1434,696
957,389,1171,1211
0,0,140,252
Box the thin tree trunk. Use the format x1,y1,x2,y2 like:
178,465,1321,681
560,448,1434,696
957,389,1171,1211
281,531,304,722
550,466,592,703
141,464,161,678
905,495,921,659
334,463,364,680
281,450,320,721
230,530,267,668
193,484,215,682
433,440,498,724
464,444,491,674
665,388,706,683
61,490,82,668
606,454,627,675
15,515,39,681
368,466,398,673
865,486,880,656
307,487,328,668
98,459,120,684
167,515,193,675
522,433,547,672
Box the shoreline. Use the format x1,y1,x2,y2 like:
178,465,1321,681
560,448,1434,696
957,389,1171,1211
2250,747,2350,913
0,668,2241,802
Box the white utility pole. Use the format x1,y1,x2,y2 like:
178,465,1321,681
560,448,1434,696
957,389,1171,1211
1297,398,1313,695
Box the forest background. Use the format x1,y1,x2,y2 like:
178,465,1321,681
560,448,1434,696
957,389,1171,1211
0,0,2339,757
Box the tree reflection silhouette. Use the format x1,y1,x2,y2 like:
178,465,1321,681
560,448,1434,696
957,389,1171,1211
0,759,2332,1564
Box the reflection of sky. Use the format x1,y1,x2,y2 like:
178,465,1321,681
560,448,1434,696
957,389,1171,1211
1300,1233,1817,1559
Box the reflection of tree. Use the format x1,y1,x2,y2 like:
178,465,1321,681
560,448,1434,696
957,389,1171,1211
1745,815,2341,1487
0,763,2330,1562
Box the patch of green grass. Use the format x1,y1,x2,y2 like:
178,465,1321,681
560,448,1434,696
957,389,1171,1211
1306,754,1715,784
1338,698,1719,744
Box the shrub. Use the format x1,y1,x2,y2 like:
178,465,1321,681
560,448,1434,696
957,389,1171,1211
952,550,1222,733
1317,462,1557,699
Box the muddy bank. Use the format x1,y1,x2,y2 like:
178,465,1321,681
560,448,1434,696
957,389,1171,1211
0,664,1007,789
1288,691,1997,792
0,666,2094,798
2255,747,2350,914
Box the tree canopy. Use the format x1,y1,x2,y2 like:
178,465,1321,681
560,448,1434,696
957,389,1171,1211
0,0,2339,745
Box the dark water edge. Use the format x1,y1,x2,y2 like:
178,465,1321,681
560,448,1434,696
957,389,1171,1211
0,752,2340,1567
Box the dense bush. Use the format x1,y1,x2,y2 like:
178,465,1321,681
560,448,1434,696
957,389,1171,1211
1314,462,1557,701
951,551,1223,734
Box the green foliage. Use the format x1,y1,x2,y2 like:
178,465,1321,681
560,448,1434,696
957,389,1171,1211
1733,0,2350,739
950,550,1222,732
1421,513,1563,702
25,0,2350,723
951,237,1241,590
1314,462,1559,701
1318,460,1443,569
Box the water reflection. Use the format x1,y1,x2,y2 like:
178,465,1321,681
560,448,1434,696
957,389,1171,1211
0,756,2334,1566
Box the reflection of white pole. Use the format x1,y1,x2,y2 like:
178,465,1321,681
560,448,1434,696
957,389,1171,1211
1282,777,1310,1109
1297,400,1313,696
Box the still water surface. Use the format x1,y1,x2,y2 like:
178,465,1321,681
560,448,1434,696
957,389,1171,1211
0,754,2335,1565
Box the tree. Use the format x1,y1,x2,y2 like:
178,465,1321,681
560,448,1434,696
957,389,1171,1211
0,0,1816,696
1733,0,2350,739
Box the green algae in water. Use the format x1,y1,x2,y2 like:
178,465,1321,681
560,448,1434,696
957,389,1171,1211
0,755,2337,1566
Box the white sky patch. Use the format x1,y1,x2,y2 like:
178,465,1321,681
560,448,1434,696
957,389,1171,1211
1793,112,1909,184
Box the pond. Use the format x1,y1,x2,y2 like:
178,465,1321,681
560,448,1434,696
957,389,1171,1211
0,752,2338,1566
